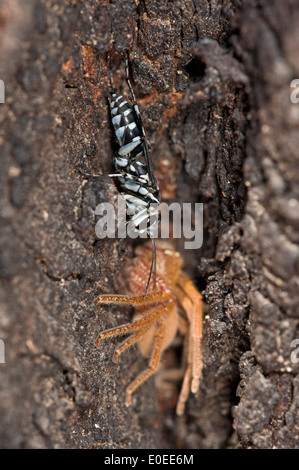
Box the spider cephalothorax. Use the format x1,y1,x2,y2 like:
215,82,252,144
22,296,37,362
95,241,203,415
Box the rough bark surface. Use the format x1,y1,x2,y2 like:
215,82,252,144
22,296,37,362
0,0,298,449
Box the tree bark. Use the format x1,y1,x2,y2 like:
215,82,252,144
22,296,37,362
0,0,298,449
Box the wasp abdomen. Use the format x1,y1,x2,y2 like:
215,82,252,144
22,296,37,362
109,93,141,149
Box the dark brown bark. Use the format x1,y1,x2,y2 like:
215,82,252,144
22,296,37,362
0,0,298,449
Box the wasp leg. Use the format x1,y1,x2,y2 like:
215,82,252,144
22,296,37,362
78,169,102,178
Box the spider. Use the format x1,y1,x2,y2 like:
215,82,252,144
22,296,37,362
95,241,203,416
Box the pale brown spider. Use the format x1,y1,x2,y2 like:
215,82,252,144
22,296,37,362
95,241,203,415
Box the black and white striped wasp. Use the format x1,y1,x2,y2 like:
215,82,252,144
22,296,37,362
108,55,160,295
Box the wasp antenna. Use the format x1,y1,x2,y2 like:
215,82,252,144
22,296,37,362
124,52,136,103
153,237,157,289
109,67,115,90
107,51,115,90
144,236,156,297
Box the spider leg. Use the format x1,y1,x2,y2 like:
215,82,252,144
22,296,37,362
176,273,203,394
177,312,189,336
94,290,171,307
153,314,189,414
113,325,151,363
167,293,195,415
96,303,172,347
176,361,192,416
176,327,195,416
125,319,166,407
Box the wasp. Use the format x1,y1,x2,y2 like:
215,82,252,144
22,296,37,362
108,55,160,295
